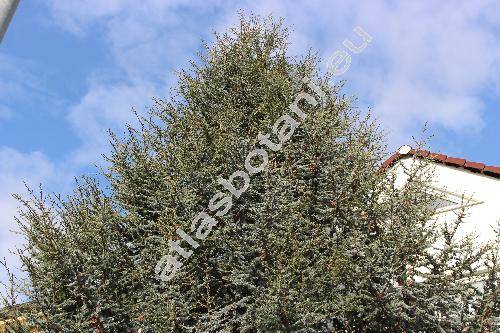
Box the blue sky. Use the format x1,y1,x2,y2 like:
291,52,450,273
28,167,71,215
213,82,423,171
0,0,499,284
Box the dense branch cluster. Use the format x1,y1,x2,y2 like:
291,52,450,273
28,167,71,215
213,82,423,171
3,15,498,332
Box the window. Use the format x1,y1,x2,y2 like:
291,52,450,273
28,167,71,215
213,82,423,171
425,186,482,214
429,196,458,210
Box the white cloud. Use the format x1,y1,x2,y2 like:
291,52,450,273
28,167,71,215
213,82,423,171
346,0,499,145
231,0,500,147
67,81,159,164
46,0,228,165
0,105,13,121
46,0,225,79
0,53,60,120
46,0,126,35
45,0,500,155
0,55,37,103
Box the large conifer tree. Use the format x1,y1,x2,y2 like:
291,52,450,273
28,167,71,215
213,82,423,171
7,15,498,332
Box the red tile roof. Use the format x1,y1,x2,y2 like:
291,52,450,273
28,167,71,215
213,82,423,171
382,146,500,179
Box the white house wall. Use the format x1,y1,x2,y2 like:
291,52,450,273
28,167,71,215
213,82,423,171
390,156,500,246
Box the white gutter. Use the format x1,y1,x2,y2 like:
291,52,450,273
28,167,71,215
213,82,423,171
0,0,19,44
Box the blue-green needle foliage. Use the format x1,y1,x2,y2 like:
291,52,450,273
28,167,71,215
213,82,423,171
10,15,498,332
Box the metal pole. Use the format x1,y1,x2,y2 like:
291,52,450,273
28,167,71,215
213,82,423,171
0,0,19,44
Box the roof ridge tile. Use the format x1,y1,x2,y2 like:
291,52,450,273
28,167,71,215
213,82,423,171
382,146,500,179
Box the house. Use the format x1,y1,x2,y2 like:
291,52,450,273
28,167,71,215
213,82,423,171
383,145,500,248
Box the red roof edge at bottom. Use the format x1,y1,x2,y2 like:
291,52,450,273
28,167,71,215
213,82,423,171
382,146,500,179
